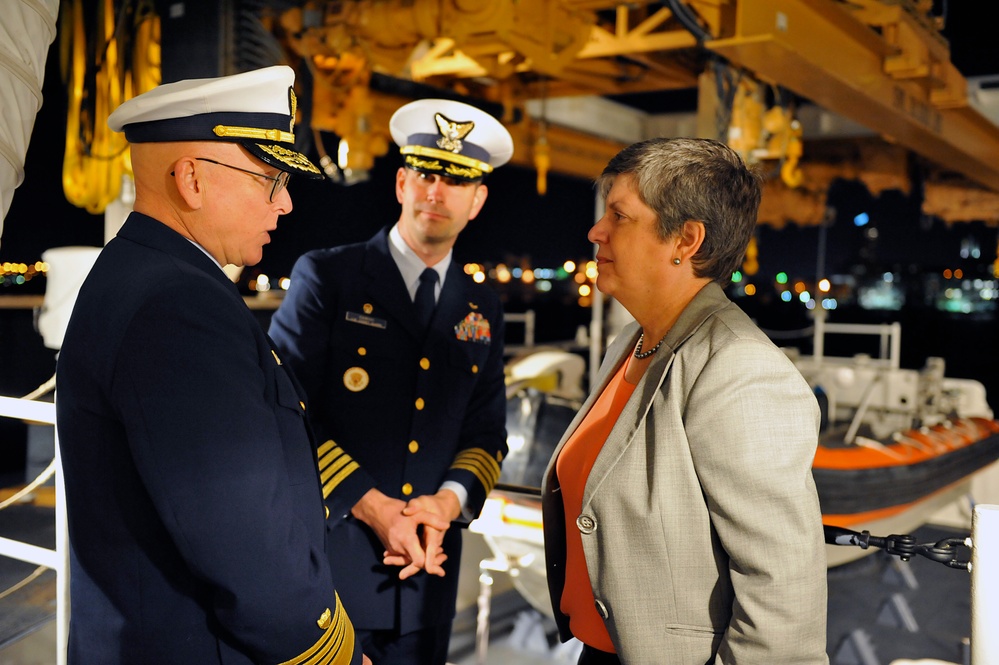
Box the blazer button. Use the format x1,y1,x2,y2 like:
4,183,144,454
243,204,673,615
576,514,596,534
594,599,609,619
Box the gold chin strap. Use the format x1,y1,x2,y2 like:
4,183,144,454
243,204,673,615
213,124,295,143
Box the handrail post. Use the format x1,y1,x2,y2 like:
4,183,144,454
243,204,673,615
971,504,999,664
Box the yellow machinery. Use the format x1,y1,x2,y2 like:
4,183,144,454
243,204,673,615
267,0,999,201
61,0,999,221
61,0,160,214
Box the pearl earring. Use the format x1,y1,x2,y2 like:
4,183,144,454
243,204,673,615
672,258,681,265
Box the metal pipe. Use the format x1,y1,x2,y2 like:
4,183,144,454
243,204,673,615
0,394,55,423
0,536,59,569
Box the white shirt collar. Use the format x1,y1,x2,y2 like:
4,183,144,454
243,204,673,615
185,238,225,272
388,223,451,300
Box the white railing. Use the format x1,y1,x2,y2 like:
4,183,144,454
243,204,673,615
0,392,67,665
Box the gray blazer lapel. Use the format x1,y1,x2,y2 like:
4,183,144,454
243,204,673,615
584,335,674,503
581,282,733,502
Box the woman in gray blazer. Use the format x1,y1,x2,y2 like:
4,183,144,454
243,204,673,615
542,138,829,664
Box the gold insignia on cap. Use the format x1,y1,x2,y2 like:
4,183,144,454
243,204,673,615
435,113,474,153
405,155,443,172
288,87,297,133
343,367,369,392
258,143,322,174
317,607,332,630
445,163,483,179
363,303,373,314
402,147,491,174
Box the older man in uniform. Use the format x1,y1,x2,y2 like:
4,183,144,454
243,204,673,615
269,98,512,664
57,66,366,665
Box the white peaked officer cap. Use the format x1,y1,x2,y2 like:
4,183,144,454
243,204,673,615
390,98,514,182
107,65,321,178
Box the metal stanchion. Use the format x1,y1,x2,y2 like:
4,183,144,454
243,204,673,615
970,504,998,664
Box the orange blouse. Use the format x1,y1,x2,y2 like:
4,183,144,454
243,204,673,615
555,356,636,653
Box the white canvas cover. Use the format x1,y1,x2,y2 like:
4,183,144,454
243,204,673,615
0,0,59,248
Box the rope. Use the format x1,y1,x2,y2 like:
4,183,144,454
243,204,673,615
0,565,47,602
0,459,56,511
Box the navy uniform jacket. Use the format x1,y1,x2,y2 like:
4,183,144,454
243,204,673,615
56,213,361,665
269,227,507,633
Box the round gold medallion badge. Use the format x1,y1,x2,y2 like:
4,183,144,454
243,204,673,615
343,367,370,392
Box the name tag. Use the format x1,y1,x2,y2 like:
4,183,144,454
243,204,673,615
346,311,387,329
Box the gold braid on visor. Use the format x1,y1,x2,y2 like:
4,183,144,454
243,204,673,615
400,145,493,174
213,124,296,143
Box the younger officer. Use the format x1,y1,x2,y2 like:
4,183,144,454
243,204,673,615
269,98,512,664
57,66,366,665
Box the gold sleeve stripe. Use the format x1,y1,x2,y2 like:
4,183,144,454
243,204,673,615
318,448,349,474
276,592,356,665
317,442,351,475
320,454,355,484
322,461,360,499
453,448,501,477
316,440,360,499
450,461,497,493
451,454,500,481
450,448,501,492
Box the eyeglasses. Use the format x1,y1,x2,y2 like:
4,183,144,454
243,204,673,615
194,157,291,202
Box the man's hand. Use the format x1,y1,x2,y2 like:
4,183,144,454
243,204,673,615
362,654,372,665
350,488,449,577
390,489,462,579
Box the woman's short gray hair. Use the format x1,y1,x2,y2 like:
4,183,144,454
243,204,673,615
596,137,762,285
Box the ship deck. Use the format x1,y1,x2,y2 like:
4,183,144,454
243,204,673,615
0,497,976,665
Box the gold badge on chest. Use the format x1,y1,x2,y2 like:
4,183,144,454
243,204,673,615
343,367,370,392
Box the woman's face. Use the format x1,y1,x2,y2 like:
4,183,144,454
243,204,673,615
588,174,674,305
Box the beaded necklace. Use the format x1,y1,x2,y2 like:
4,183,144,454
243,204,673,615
633,331,669,359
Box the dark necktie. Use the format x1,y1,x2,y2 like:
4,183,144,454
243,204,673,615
415,267,438,330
